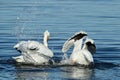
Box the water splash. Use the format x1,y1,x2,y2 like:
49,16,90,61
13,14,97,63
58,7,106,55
15,17,20,42
14,1,41,42
60,53,71,65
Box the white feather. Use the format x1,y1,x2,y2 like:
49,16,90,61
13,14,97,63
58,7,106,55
70,38,95,65
13,30,53,65
62,31,87,53
62,39,74,53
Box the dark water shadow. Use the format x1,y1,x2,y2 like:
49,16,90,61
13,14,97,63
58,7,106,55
94,60,120,70
0,57,119,70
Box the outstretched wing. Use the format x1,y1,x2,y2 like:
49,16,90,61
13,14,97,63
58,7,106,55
62,31,87,53
62,39,74,53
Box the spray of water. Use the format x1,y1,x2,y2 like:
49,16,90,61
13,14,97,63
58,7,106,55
15,17,20,42
60,53,71,65
15,1,41,42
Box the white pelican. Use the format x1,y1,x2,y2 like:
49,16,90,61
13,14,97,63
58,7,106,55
62,31,96,66
70,38,96,66
13,30,54,65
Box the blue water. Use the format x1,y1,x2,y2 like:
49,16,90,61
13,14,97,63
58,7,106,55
0,0,120,80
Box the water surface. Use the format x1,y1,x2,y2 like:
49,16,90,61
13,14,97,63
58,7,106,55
0,0,120,80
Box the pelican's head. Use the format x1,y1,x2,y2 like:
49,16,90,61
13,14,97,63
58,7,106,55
70,31,87,41
13,41,26,53
85,38,96,54
44,30,50,42
44,30,50,47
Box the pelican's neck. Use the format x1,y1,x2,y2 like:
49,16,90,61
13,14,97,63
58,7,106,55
73,39,83,52
82,43,87,50
44,35,48,47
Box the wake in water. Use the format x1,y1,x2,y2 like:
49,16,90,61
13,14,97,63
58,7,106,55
0,55,119,70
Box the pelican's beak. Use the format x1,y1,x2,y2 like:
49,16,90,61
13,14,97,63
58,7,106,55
13,44,19,49
17,50,21,53
14,45,21,53
85,34,87,36
14,48,21,53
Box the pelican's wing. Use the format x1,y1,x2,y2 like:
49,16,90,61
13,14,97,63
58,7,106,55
62,31,87,53
12,53,37,64
62,39,74,53
22,52,38,64
36,44,54,58
12,55,25,63
24,41,53,58
27,41,40,50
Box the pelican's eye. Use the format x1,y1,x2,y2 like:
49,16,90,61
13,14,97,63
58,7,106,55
29,47,39,50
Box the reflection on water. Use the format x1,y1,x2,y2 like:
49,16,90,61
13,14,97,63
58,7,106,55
0,58,120,80
16,70,49,80
14,65,94,80
13,61,120,80
61,67,93,80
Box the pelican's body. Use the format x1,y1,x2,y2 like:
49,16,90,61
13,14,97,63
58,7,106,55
13,30,53,65
70,38,95,65
62,31,96,66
